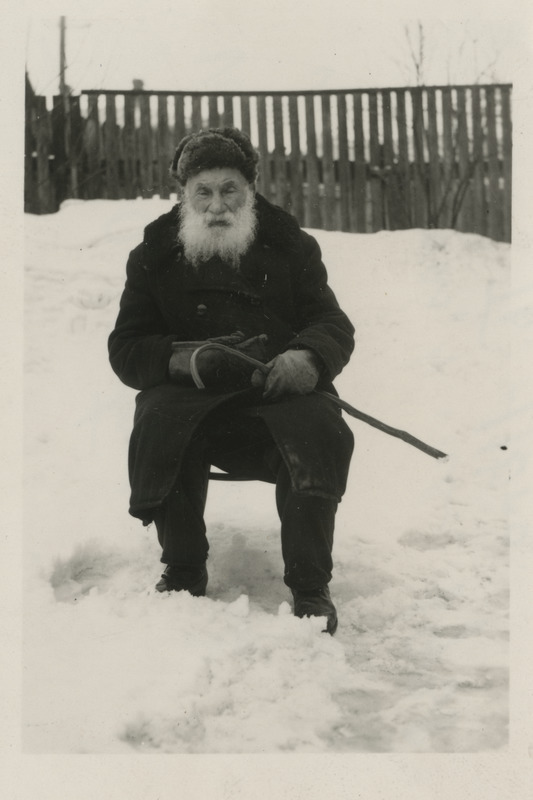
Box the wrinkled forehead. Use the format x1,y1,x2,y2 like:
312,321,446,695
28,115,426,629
185,167,252,194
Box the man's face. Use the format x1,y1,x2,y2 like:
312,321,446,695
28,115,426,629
185,168,252,223
179,167,257,268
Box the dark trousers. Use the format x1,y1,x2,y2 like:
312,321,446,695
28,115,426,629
152,413,337,590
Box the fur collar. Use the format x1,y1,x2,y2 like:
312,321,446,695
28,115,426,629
142,193,303,259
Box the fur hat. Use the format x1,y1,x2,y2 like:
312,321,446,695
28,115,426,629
170,127,259,186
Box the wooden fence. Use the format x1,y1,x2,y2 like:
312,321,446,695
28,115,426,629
25,83,512,242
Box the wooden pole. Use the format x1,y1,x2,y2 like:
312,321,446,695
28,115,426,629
59,17,66,97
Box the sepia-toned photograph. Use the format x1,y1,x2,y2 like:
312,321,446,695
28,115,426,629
9,0,532,795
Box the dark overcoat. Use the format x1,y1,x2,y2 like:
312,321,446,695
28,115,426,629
108,194,355,521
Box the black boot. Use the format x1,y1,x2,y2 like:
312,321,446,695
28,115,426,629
291,585,338,635
155,565,208,596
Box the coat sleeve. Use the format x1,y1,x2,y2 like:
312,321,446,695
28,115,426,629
108,245,176,390
287,231,355,381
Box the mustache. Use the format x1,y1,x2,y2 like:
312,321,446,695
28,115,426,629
206,216,232,227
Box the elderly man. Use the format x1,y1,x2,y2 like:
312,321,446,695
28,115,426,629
108,127,354,634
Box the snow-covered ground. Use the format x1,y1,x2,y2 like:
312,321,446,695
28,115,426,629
23,198,512,754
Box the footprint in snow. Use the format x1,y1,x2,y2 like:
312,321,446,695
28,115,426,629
49,542,129,603
398,530,456,550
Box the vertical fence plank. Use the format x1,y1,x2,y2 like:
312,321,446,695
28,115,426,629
25,78,38,212
174,95,186,144
470,86,486,236
395,89,411,228
51,96,68,205
273,95,287,207
84,94,101,199
426,88,441,227
191,95,202,131
321,93,336,230
336,92,351,231
158,95,170,199
352,91,367,232
500,86,512,242
256,95,270,200
440,87,455,228
207,95,218,128
69,95,84,198
485,86,501,241
240,95,251,137
410,88,427,228
381,90,395,229
288,95,304,223
381,90,394,164
368,91,382,231
455,87,473,232
139,94,153,198
122,94,136,198
34,96,56,212
222,95,234,127
105,94,120,198
304,94,321,229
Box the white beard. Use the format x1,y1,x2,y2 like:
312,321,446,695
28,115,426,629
178,189,258,269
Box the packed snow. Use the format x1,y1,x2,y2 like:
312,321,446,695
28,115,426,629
23,198,511,753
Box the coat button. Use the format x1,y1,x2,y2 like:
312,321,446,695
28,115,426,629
196,304,207,316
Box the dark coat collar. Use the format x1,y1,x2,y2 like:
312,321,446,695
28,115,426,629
142,193,303,259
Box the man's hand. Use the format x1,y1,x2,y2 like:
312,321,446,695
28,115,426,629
251,349,321,400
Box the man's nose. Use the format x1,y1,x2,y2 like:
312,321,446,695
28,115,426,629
209,193,226,214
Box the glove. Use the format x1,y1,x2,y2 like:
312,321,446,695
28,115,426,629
169,332,269,387
251,349,321,400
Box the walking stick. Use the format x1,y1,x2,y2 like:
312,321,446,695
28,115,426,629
318,391,447,460
190,343,448,460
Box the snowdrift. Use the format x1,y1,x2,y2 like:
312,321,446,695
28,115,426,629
23,199,510,752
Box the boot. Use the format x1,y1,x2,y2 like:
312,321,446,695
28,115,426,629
155,565,208,596
291,585,338,635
